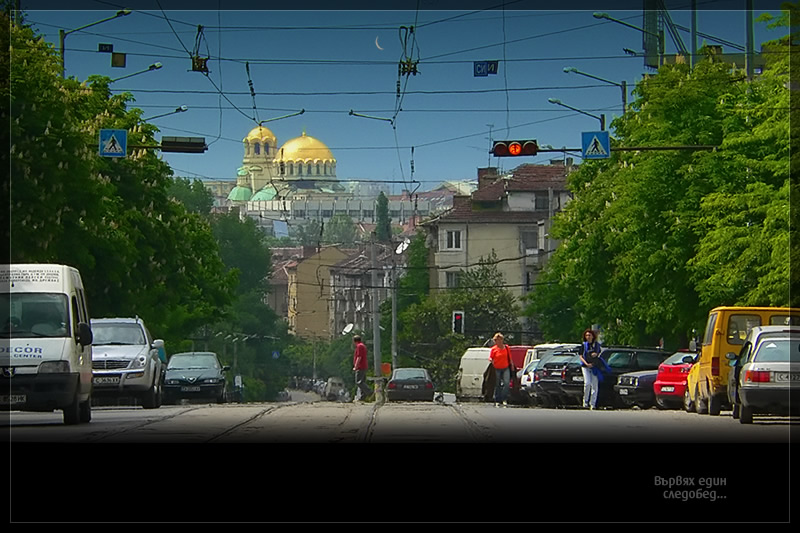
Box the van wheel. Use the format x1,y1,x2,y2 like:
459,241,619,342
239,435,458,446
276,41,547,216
79,397,91,423
683,389,694,413
695,386,708,414
739,404,754,424
708,394,721,416
63,390,81,425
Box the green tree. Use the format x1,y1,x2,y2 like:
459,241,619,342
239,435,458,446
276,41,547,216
8,19,236,348
375,192,391,242
523,13,793,347
322,214,357,245
168,177,214,216
292,219,322,246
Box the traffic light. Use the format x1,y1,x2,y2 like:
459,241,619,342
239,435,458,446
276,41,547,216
160,136,208,153
491,140,538,157
452,311,465,334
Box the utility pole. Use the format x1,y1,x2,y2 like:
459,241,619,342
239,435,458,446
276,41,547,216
391,259,398,373
370,233,384,402
745,0,754,81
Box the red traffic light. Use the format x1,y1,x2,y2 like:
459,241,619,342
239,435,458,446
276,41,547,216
491,140,538,157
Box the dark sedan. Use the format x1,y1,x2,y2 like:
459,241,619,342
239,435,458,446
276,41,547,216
163,352,229,404
387,368,435,402
534,351,582,408
561,346,670,408
614,370,659,408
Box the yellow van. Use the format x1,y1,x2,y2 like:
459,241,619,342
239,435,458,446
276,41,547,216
687,306,800,415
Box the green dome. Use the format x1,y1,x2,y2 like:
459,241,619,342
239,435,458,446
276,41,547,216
250,186,277,201
227,186,252,202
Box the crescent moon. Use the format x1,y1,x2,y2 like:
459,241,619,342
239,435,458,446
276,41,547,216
375,36,384,51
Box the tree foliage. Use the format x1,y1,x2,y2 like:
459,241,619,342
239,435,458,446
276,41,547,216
8,20,236,349
524,13,793,347
322,214,357,245
375,192,391,242
168,177,214,216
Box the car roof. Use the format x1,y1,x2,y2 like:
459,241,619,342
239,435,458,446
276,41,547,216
171,351,219,357
749,325,800,336
91,317,143,324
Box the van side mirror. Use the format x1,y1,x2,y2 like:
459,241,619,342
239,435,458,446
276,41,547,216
724,352,738,361
78,322,93,346
222,365,231,372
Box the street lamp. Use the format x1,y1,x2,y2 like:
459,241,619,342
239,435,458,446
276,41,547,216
563,67,627,113
110,62,162,83
548,98,605,131
593,12,664,67
143,105,188,122
59,9,132,77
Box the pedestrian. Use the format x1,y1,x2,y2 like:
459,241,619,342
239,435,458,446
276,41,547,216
352,335,372,401
489,332,514,407
579,328,605,409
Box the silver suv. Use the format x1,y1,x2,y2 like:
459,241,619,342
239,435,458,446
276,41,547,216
91,317,165,409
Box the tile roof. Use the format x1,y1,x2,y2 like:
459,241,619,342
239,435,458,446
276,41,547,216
471,164,568,201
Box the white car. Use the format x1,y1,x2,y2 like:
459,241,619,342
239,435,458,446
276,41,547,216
518,359,541,405
91,317,165,409
728,325,800,424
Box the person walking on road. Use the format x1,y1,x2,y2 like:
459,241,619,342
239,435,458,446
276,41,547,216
579,328,604,409
489,332,514,407
353,335,372,401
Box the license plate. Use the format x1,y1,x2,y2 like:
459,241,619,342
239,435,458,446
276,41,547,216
619,389,628,395
180,386,201,392
774,373,800,382
93,376,120,385
573,376,584,382
660,386,675,392
404,385,419,389
0,395,26,405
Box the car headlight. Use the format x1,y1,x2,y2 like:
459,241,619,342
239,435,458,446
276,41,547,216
132,356,147,368
126,372,145,379
39,361,70,373
166,379,179,385
631,377,638,386
202,378,220,384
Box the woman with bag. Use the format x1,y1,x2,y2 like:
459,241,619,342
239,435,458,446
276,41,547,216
489,332,515,407
579,328,604,409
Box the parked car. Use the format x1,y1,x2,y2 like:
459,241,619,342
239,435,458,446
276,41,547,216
726,325,800,424
387,368,435,402
91,317,165,409
323,377,346,401
534,350,582,408
654,350,697,410
691,306,799,416
561,346,670,408
163,352,229,404
518,359,540,405
613,370,659,408
524,343,580,369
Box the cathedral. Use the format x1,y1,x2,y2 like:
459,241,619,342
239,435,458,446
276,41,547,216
227,125,344,204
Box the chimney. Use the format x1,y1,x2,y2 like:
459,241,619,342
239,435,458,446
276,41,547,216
477,167,499,190
452,195,471,211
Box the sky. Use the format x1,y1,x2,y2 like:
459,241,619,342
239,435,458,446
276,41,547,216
21,0,788,194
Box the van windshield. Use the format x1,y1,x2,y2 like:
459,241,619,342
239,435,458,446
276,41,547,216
0,293,70,338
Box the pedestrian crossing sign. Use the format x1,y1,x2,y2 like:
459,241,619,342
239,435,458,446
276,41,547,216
99,129,127,157
581,131,610,160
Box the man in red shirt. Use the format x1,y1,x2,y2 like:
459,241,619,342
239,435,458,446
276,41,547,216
353,335,372,401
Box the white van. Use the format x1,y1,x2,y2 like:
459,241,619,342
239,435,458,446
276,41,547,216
0,264,94,424
456,347,492,401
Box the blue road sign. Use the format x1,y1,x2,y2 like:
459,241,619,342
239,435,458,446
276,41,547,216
272,350,280,360
487,61,499,74
581,131,610,160
474,61,488,77
98,43,113,53
99,129,127,157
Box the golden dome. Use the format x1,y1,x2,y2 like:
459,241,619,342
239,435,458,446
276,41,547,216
244,125,277,143
278,132,335,162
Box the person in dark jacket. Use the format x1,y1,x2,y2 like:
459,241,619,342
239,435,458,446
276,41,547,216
579,328,604,409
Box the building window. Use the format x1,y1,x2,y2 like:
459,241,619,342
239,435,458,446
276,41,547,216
322,210,333,218
348,210,360,217
316,163,321,175
535,194,549,210
293,210,305,218
521,230,538,251
390,210,400,219
446,271,461,288
288,163,294,175
445,230,462,250
307,164,312,175
296,164,302,176
363,210,374,219
324,162,329,175
254,143,260,155
264,143,270,155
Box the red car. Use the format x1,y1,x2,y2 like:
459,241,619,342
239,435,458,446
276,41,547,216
653,350,697,409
